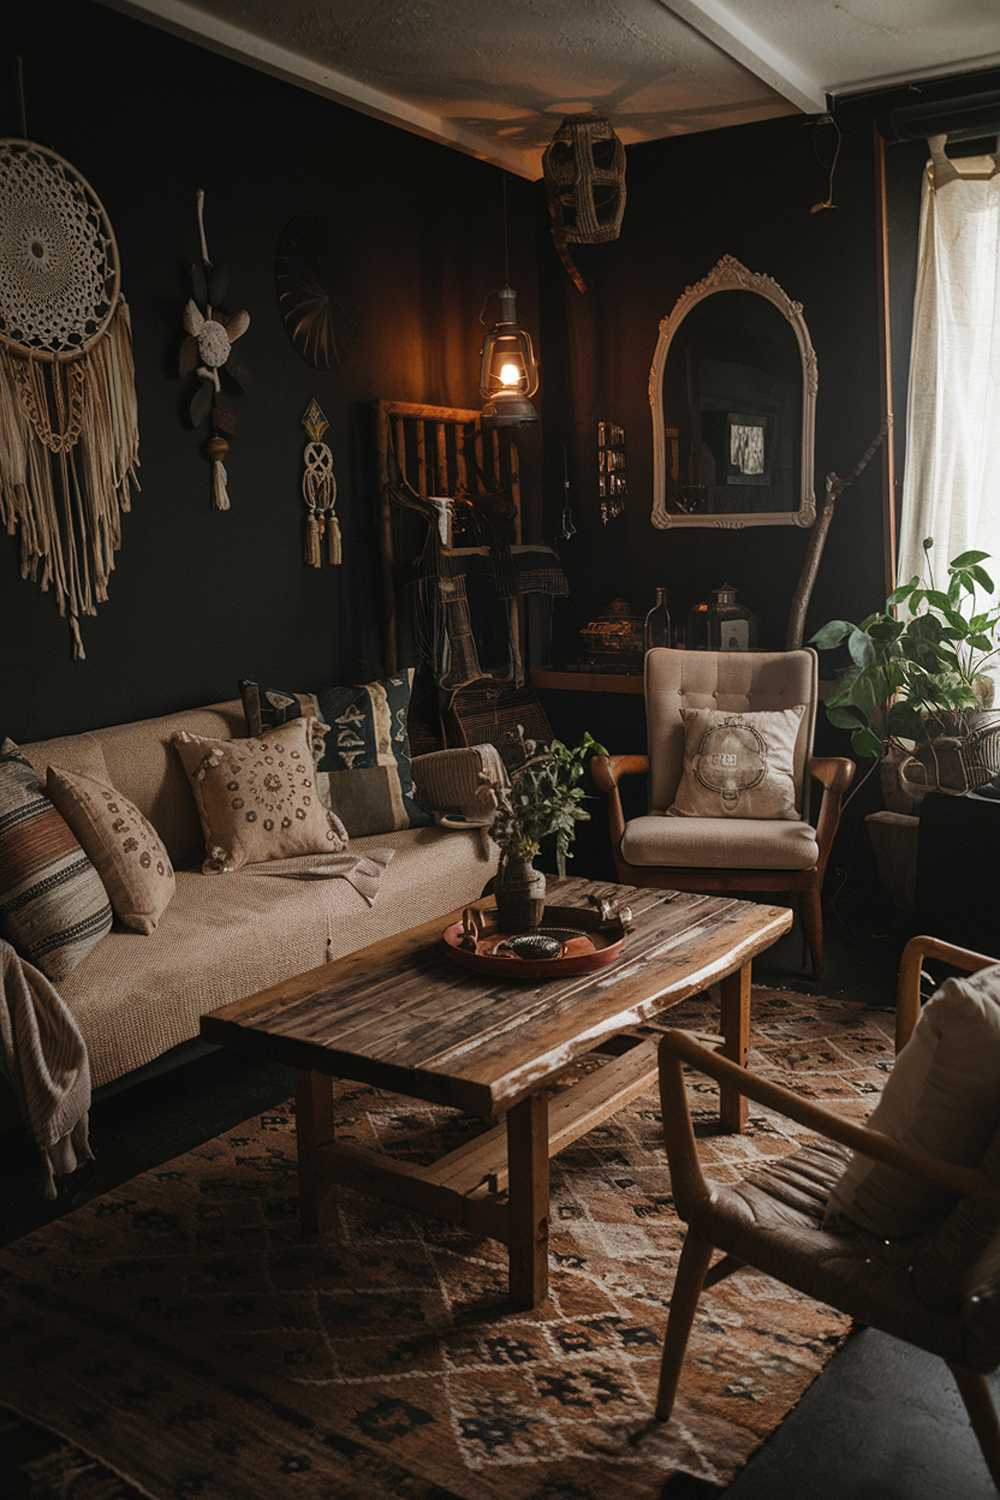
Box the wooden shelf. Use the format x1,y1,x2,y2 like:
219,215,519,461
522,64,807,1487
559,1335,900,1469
530,669,644,695
532,669,838,701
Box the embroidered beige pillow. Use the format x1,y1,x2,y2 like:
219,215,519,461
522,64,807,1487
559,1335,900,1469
667,705,806,821
47,765,175,935
172,719,349,873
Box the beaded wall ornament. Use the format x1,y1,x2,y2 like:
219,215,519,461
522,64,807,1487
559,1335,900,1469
0,138,140,658
301,397,341,567
178,189,250,511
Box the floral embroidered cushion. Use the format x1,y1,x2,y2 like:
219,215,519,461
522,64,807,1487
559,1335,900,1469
172,719,349,873
47,765,175,934
239,669,431,839
667,705,806,821
0,738,112,980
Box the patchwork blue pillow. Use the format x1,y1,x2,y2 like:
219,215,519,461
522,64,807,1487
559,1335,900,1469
239,670,431,839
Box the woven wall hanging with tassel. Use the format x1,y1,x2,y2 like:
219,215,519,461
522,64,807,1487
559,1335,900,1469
0,138,140,659
301,397,340,566
178,189,250,511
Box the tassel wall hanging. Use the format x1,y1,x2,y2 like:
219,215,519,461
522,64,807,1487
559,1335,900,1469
301,397,340,566
178,189,250,511
0,138,140,659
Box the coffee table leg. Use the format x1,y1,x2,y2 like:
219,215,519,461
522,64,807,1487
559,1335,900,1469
507,1092,550,1308
719,962,751,1133
295,1070,335,1235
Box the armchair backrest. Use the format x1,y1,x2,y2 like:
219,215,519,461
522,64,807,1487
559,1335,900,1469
644,648,818,815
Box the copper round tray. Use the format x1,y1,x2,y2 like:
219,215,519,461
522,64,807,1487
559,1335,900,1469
442,904,626,980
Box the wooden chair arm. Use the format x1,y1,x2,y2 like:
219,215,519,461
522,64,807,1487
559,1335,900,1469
808,755,855,880
809,755,855,793
658,1029,993,1208
590,754,649,792
591,755,649,859
895,934,997,1054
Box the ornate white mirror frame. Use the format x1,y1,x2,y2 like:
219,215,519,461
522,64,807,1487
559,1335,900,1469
649,255,817,529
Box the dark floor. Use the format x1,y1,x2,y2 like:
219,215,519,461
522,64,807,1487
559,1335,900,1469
2,909,994,1499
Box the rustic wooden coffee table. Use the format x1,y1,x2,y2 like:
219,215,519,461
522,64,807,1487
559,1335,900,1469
202,877,791,1307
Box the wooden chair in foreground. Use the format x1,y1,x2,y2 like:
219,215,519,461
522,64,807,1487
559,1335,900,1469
591,647,854,974
654,934,1000,1489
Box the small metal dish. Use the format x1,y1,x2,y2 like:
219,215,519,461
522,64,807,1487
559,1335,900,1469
495,933,565,960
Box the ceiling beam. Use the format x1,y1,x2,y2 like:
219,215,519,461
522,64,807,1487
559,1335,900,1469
100,0,539,179
656,0,827,116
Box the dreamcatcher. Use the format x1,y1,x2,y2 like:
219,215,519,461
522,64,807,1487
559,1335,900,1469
0,138,140,658
178,189,250,511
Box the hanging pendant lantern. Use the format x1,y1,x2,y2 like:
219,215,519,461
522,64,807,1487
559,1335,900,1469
479,285,539,427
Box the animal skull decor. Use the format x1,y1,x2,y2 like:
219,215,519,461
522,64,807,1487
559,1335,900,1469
178,190,251,511
542,115,626,294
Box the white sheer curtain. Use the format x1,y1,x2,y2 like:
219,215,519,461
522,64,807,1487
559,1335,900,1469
898,143,1000,595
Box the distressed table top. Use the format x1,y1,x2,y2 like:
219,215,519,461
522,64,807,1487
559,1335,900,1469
201,877,791,1117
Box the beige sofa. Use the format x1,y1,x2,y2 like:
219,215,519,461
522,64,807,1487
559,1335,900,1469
20,700,497,1090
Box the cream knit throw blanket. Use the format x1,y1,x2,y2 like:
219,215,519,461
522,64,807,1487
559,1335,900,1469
246,848,395,906
0,938,92,1198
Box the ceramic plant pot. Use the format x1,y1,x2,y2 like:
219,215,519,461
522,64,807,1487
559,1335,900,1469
496,854,546,932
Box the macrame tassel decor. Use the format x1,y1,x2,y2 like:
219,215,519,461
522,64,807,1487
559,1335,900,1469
328,513,342,565
0,140,141,659
205,436,231,512
301,397,340,567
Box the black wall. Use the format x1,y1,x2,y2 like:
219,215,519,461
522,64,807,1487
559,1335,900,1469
538,110,889,664
0,1,538,742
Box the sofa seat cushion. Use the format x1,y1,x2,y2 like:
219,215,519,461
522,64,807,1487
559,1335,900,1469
621,813,819,871
59,827,496,1088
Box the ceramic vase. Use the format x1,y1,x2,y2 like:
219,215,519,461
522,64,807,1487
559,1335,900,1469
496,854,546,932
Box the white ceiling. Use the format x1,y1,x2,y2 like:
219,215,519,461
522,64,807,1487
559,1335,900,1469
106,0,1000,178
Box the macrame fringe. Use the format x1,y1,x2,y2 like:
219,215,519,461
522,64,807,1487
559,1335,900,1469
0,300,140,660
328,514,342,565
211,459,230,511
305,510,321,567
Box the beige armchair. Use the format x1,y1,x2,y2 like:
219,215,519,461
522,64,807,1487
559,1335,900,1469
592,647,853,974
654,935,1000,1490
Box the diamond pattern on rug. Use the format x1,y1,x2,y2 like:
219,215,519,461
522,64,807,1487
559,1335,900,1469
0,987,895,1499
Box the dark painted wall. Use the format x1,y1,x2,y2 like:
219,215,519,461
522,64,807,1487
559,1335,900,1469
0,0,539,743
538,110,888,665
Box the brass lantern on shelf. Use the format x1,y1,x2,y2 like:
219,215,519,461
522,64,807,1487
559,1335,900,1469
479,285,539,427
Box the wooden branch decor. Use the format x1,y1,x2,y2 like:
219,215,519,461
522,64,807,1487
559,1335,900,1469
0,138,140,659
786,419,891,648
178,189,250,512
301,397,340,566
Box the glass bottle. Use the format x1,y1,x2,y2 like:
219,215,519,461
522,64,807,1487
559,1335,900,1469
644,587,672,652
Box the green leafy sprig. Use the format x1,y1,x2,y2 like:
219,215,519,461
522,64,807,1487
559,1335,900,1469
486,728,608,877
811,541,1000,760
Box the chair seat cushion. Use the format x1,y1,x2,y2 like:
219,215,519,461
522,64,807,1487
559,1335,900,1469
621,813,818,870
698,1139,996,1370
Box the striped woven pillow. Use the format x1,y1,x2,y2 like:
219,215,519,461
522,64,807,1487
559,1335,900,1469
0,738,113,981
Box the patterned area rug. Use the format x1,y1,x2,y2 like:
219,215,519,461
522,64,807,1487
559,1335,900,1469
0,986,894,1499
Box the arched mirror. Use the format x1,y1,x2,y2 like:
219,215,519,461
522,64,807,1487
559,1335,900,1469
649,256,817,528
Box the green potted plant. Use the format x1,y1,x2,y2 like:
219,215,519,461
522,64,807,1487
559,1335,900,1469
811,540,1000,794
484,727,607,931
